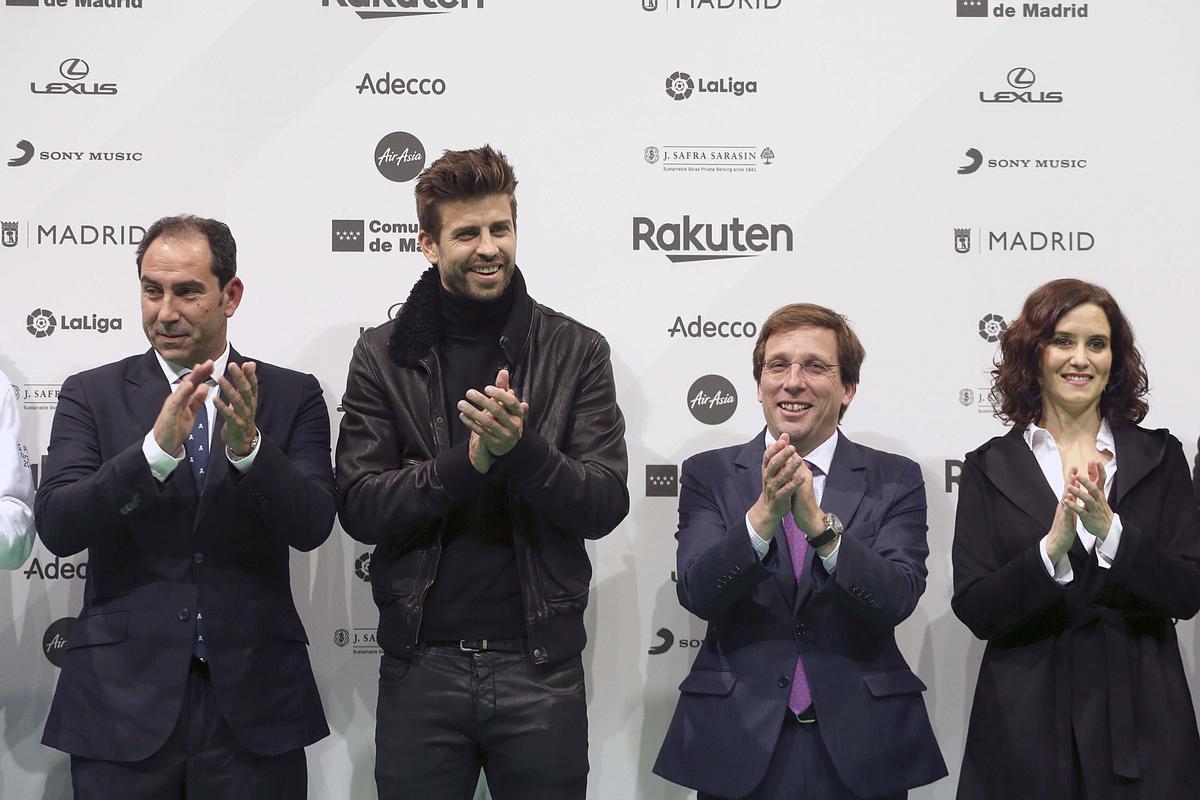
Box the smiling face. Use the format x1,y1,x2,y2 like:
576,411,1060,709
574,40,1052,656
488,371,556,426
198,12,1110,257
140,233,242,367
419,193,516,302
1038,302,1112,420
756,325,855,456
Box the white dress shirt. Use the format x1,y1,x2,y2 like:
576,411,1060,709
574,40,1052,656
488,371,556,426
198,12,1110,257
0,368,35,570
140,345,261,482
746,429,842,573
1025,420,1122,584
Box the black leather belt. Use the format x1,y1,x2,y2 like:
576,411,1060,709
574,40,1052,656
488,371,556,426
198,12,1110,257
424,638,527,654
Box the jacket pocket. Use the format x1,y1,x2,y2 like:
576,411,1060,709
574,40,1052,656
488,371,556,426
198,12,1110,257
862,668,927,697
679,670,737,696
259,604,309,643
66,609,129,650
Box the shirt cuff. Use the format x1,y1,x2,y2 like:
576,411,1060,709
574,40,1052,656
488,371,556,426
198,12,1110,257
1096,513,1123,569
819,539,841,573
745,512,771,561
142,430,182,483
1040,534,1074,585
226,431,261,473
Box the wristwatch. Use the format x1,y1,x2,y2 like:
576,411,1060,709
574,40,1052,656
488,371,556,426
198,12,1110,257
227,430,260,463
806,512,843,549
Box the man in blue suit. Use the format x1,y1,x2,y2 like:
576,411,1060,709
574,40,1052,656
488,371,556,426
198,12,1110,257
35,215,333,799
654,303,946,799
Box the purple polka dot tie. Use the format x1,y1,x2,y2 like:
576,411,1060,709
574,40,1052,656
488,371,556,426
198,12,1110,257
781,511,812,714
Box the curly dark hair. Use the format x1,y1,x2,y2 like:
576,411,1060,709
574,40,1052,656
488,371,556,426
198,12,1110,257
136,215,237,288
992,278,1148,427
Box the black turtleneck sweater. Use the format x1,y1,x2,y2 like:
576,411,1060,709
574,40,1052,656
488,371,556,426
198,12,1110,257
420,281,525,642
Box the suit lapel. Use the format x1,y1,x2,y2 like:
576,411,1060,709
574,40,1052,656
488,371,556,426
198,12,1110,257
794,432,866,612
733,432,798,611
1111,422,1161,509
126,349,198,510
981,427,1058,530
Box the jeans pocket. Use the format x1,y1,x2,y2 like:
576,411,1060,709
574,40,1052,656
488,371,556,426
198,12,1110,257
533,654,585,695
378,654,413,688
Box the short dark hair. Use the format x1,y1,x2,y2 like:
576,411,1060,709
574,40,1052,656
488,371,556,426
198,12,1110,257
752,304,865,420
415,145,518,240
136,215,237,288
992,278,1149,427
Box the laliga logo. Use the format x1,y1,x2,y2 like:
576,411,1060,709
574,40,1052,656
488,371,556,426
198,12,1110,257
665,70,757,100
27,308,122,337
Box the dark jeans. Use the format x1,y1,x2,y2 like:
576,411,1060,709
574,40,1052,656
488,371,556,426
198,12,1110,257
375,645,589,800
70,659,306,800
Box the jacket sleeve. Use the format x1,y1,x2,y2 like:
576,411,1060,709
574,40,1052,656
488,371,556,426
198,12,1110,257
336,336,480,547
674,456,777,622
227,372,335,552
821,460,930,627
1089,436,1200,619
498,334,629,540
0,378,35,570
34,374,163,557
951,456,1069,641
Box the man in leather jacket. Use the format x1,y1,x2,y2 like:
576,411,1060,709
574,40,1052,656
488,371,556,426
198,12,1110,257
336,145,629,800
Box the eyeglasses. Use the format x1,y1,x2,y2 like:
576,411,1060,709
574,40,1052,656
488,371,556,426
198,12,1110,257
758,360,839,380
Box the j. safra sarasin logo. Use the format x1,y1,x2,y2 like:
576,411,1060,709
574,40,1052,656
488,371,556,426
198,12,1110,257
665,70,757,100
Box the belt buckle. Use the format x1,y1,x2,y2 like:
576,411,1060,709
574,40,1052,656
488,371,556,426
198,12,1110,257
458,639,488,653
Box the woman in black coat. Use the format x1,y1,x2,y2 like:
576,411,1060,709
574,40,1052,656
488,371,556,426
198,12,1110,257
952,278,1200,799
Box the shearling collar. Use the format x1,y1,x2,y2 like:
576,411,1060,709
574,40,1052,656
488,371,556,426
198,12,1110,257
388,265,532,368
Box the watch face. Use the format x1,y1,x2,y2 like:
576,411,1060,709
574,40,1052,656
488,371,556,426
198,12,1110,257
825,513,844,535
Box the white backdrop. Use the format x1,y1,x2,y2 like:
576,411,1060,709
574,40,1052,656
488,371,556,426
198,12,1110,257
3,1,1199,798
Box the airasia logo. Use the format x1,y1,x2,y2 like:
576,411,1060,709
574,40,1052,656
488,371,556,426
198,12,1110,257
687,374,738,425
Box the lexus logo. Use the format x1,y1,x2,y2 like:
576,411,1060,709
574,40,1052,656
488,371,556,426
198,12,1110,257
1006,67,1036,89
59,58,90,81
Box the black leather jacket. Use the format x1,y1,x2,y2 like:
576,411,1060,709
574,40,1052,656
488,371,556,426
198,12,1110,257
336,268,629,664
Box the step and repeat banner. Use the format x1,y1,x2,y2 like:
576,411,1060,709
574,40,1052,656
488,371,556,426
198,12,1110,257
3,2,1199,798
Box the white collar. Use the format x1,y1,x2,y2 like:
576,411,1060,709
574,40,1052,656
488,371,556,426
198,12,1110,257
763,428,839,475
153,343,231,387
1023,418,1115,453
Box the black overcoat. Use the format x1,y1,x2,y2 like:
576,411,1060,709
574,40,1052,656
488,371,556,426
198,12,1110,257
952,424,1200,799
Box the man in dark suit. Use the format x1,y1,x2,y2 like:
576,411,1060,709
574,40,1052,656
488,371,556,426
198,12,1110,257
654,303,946,799
34,215,333,799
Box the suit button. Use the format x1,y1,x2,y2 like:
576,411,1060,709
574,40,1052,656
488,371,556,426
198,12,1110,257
193,552,205,565
795,623,806,636
778,676,790,688
178,608,191,621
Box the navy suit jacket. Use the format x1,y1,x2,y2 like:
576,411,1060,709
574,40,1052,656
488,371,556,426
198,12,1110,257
654,430,947,798
34,348,334,761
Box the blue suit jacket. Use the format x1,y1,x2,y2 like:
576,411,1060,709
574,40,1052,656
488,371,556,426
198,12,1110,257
34,348,334,761
653,430,947,798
